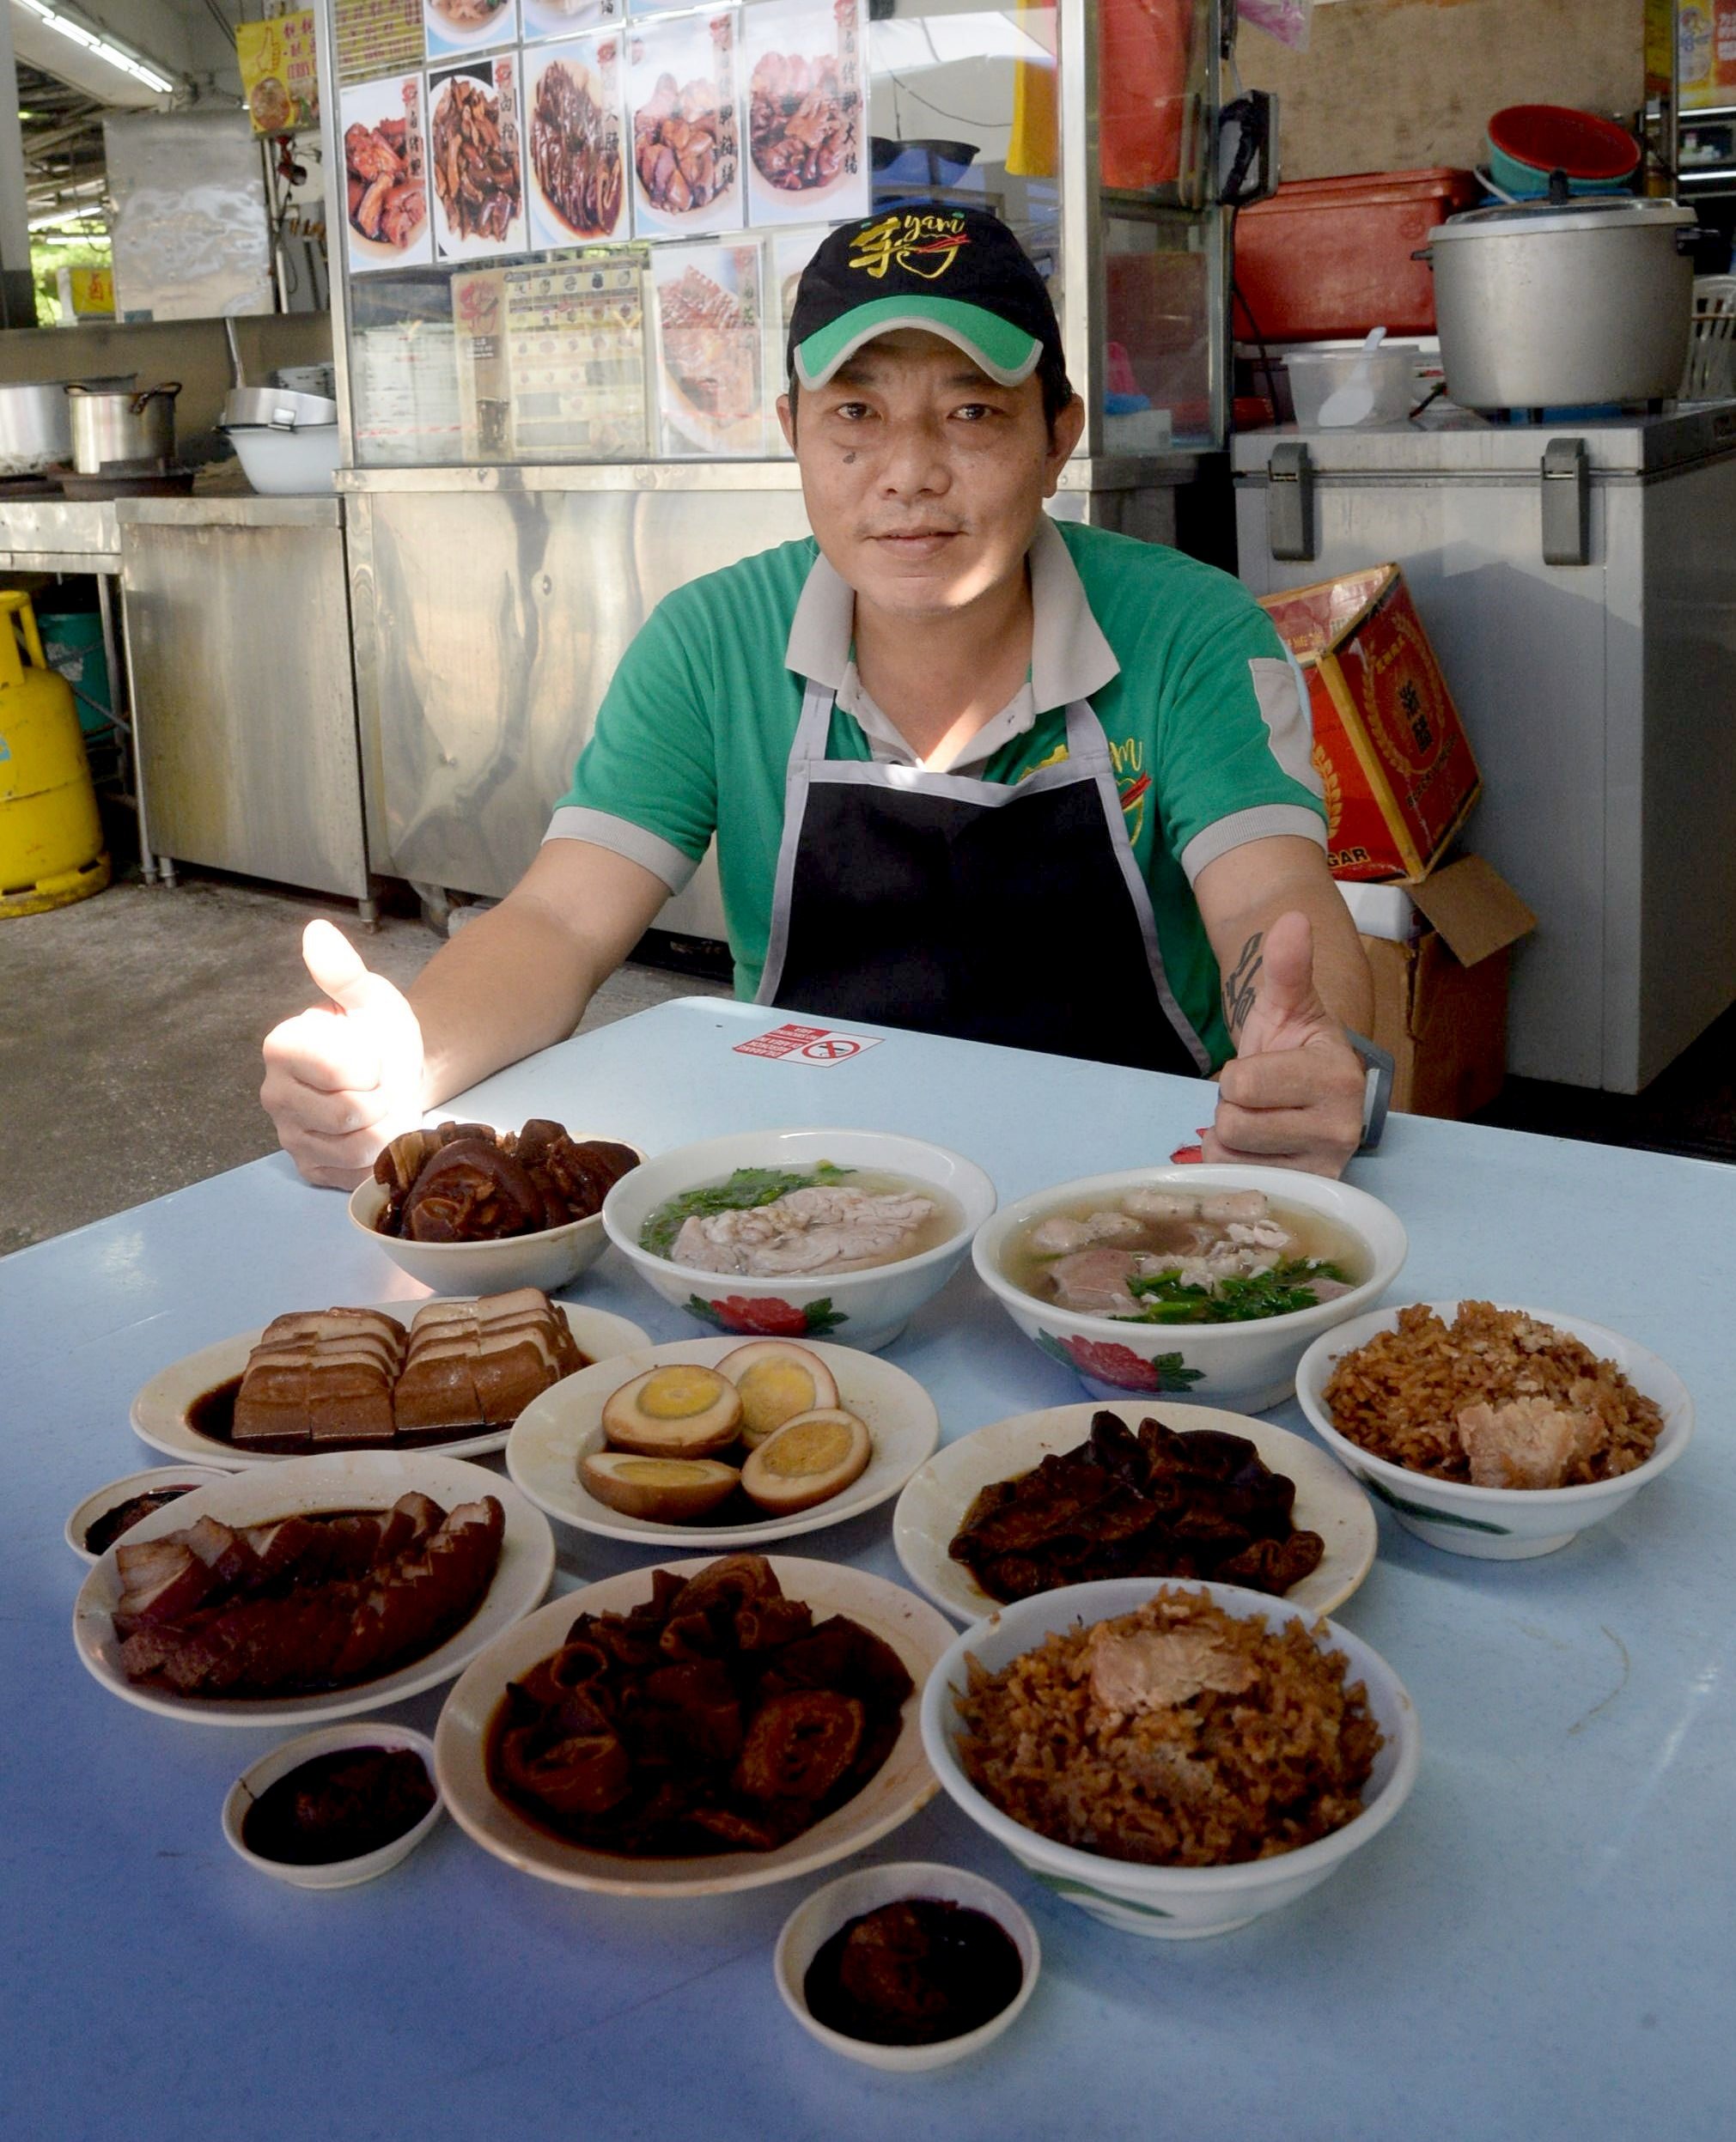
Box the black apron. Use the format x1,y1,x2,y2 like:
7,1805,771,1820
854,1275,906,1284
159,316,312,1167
755,679,1210,1076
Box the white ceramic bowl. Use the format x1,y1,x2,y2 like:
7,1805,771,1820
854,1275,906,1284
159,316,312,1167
65,1466,231,1564
1294,1300,1695,1560
222,1723,442,1889
775,1860,1041,2071
972,1165,1407,1414
920,1577,1420,1940
892,1400,1377,1624
348,1135,647,1296
601,1129,997,1352
435,1555,955,1897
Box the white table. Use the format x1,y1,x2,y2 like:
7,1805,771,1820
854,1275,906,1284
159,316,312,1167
7,998,1732,2141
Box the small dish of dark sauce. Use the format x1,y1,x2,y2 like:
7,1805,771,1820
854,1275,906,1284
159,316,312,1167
803,1898,1025,2048
241,1746,436,1867
82,1486,200,1557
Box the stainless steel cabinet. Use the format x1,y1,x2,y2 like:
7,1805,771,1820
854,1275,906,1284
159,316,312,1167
119,496,372,906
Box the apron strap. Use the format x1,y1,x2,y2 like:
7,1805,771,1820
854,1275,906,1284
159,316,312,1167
757,675,836,1004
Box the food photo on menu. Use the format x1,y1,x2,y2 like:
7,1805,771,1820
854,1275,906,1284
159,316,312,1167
742,0,868,228
340,73,433,273
651,240,767,457
520,0,621,45
768,224,825,449
527,31,629,247
429,54,529,260
628,9,743,239
423,0,519,64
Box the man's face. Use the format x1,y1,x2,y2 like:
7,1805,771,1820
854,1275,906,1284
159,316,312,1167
778,328,1084,621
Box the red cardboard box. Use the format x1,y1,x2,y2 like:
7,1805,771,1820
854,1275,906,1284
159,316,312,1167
1258,565,1481,884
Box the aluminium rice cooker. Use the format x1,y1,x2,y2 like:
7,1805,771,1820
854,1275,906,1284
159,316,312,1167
1418,197,1696,411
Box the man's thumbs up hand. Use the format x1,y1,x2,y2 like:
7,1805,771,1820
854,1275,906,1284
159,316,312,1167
1205,911,1366,1177
260,922,427,1188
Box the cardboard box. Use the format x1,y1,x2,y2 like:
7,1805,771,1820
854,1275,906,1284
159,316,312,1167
1361,855,1537,1119
1259,565,1481,883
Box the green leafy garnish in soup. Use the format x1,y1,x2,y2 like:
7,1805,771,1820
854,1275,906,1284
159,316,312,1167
643,1164,960,1276
1002,1186,1364,1324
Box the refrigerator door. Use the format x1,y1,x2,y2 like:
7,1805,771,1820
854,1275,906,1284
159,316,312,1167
1233,413,1736,1092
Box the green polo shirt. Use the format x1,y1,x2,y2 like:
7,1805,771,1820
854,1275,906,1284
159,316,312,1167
546,516,1325,1068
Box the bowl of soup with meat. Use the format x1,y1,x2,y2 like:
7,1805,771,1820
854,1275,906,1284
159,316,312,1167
972,1166,1405,1414
603,1129,997,1353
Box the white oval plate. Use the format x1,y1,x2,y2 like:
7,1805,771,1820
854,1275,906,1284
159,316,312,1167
435,1555,953,1897
130,1300,652,1470
892,1400,1378,1625
505,1337,941,1547
73,1451,556,1728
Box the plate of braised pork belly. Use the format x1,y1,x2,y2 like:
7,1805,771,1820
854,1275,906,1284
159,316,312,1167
72,1451,557,1727
131,1293,651,1469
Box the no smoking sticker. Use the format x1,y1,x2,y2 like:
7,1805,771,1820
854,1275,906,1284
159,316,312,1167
734,1022,884,1067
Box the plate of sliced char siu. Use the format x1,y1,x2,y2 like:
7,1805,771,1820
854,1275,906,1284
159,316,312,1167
131,1291,652,1470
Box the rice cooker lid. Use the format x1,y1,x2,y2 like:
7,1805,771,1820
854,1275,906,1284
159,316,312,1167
1429,197,1696,240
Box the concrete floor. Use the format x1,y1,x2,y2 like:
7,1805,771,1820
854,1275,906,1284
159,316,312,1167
0,870,725,1258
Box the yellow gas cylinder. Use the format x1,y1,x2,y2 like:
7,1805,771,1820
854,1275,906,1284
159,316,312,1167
0,588,110,919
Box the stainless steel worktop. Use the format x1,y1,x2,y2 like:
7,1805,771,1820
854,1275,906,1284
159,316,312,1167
0,497,122,571
117,493,342,529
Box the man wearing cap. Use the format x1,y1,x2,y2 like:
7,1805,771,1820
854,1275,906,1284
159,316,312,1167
263,206,1382,1183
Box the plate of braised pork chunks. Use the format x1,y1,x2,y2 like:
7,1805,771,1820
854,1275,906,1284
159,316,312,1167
131,1290,652,1470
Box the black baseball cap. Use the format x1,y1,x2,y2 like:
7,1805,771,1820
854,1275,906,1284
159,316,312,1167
788,204,1066,391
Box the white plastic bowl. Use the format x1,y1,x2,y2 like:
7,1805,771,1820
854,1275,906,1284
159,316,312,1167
972,1165,1407,1413
222,1723,443,1889
775,1860,1040,2071
1294,1300,1695,1560
600,1129,997,1352
65,1466,231,1564
222,420,340,495
920,1577,1419,1940
348,1135,647,1295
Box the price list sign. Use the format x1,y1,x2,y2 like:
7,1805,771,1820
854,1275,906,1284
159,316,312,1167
334,0,424,88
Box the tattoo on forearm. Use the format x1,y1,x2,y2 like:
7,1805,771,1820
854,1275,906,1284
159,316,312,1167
1223,932,1264,1038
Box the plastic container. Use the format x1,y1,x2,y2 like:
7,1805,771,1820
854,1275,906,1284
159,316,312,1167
1284,344,1417,427
1486,105,1639,201
222,422,340,496
1233,169,1480,343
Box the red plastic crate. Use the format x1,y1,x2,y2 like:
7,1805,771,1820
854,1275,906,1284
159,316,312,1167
1232,167,1482,343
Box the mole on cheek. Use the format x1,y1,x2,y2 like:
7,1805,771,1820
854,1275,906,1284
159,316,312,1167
842,451,857,466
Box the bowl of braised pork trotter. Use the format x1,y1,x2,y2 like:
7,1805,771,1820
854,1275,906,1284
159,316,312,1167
972,1165,1406,1414
601,1129,997,1352
350,1119,644,1295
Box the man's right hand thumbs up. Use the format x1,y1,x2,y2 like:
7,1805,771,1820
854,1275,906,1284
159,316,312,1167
260,920,427,1188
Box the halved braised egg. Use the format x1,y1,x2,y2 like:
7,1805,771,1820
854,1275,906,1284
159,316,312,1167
717,1340,841,1448
739,1408,872,1514
581,1451,740,1523
600,1365,743,1457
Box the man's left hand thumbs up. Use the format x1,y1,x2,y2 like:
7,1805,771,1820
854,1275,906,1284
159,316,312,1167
1206,911,1366,1177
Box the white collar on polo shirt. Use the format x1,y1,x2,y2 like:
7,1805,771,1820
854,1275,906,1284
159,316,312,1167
783,515,1122,773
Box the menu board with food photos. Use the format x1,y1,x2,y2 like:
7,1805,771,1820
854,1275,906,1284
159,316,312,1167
423,0,519,63
334,0,423,89
521,0,621,44
340,72,433,273
507,258,651,460
651,239,766,457
526,32,629,248
627,12,742,239
237,12,320,135
741,0,866,228
428,53,530,259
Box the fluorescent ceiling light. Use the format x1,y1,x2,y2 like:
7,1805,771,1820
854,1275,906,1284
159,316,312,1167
13,0,177,94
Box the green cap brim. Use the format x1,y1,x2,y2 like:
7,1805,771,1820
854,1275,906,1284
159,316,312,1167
793,295,1042,389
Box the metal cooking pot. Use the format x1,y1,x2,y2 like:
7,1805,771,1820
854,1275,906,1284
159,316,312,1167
221,385,338,430
0,381,75,476
64,380,181,474
1417,197,1696,411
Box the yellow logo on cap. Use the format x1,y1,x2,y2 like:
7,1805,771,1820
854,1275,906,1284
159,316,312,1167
849,211,970,281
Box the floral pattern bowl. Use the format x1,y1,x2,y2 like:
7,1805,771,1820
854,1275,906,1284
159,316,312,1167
600,1129,998,1352
971,1165,1407,1414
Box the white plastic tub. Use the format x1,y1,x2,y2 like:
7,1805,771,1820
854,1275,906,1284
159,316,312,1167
223,421,340,495
1285,344,1418,427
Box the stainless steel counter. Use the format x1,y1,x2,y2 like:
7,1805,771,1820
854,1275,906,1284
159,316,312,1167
0,497,122,573
118,489,373,910
343,455,1196,931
